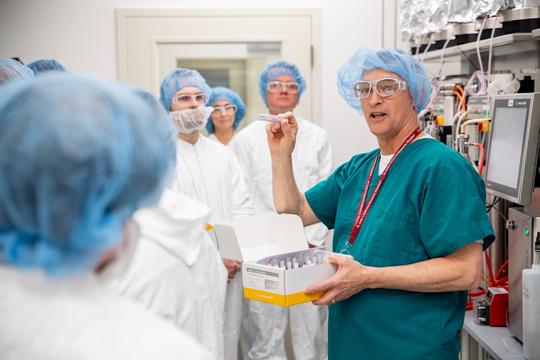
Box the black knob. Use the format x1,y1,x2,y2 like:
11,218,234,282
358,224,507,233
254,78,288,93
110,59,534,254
506,220,516,230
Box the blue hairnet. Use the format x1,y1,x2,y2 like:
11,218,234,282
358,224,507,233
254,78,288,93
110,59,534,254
0,74,175,276
27,59,67,75
0,57,34,85
337,48,431,113
159,68,211,111
259,60,306,107
128,85,177,183
205,86,246,134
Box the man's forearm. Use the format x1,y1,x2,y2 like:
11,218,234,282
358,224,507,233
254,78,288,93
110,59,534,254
365,243,482,292
271,154,303,215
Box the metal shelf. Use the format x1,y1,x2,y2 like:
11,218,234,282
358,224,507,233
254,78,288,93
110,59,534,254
533,28,540,38
462,311,524,360
417,33,534,62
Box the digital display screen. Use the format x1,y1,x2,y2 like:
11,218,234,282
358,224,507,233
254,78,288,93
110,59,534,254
486,107,528,189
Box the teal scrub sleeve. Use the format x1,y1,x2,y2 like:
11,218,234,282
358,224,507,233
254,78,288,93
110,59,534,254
419,151,495,258
305,159,357,230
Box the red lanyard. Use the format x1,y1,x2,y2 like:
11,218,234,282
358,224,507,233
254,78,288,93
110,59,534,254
342,128,422,254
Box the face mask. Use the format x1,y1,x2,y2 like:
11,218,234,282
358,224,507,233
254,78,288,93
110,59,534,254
170,106,213,134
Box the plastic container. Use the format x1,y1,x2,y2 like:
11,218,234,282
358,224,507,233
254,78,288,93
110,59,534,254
523,263,540,359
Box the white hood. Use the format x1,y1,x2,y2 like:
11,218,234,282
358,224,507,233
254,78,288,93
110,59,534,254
133,189,212,266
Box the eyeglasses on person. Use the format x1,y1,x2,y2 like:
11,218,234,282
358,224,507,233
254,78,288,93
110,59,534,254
353,78,408,99
172,93,207,105
267,81,300,93
211,104,237,115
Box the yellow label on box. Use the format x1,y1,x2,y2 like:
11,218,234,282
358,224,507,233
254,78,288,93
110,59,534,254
244,288,325,307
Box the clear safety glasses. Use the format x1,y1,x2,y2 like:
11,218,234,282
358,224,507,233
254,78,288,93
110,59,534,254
211,104,237,115
172,93,208,106
267,81,300,94
353,78,408,99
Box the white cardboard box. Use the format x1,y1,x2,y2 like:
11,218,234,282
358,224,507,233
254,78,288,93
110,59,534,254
211,213,337,306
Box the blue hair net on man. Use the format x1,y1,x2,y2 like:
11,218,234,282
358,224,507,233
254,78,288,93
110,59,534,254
159,68,211,111
27,59,67,75
205,86,246,134
0,57,34,85
259,60,306,107
0,74,176,276
337,48,431,113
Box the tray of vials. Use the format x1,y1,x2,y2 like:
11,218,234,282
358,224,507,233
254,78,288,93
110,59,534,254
242,248,339,307
256,248,328,269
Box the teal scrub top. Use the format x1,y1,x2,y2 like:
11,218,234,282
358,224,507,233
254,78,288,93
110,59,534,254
305,138,495,360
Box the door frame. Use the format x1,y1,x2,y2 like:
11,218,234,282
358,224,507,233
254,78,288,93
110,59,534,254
116,7,321,123
148,35,288,97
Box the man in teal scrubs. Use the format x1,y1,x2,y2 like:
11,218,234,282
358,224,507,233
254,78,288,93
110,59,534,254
265,48,494,359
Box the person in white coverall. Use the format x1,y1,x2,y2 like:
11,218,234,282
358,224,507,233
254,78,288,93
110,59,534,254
0,75,210,360
159,68,255,360
232,60,332,360
101,87,227,358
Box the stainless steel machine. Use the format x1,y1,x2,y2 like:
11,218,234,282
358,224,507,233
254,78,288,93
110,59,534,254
506,207,539,341
484,93,540,341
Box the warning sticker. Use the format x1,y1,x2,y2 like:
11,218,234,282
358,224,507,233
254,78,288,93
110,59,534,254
246,268,279,277
245,266,280,291
264,279,279,291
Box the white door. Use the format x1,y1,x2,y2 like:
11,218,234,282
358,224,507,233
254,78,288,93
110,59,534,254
116,8,321,124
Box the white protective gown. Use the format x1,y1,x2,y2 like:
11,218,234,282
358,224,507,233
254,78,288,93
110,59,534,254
207,133,232,147
0,265,211,360
102,189,227,358
232,116,332,360
169,135,254,222
169,135,255,360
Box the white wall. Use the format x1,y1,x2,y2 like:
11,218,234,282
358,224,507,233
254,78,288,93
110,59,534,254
319,1,381,165
0,0,384,166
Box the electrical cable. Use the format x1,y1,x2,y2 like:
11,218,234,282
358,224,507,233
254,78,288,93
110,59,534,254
453,91,467,112
485,252,496,286
495,260,508,280
485,252,509,287
486,197,500,213
487,18,498,80
425,37,452,111
460,118,490,133
454,111,469,144
437,38,452,79
469,290,486,297
421,34,433,63
490,202,509,222
476,17,488,75
458,47,480,71
464,17,489,97
487,7,503,79
470,143,485,175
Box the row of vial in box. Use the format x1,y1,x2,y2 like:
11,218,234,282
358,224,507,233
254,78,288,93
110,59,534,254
258,249,329,270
